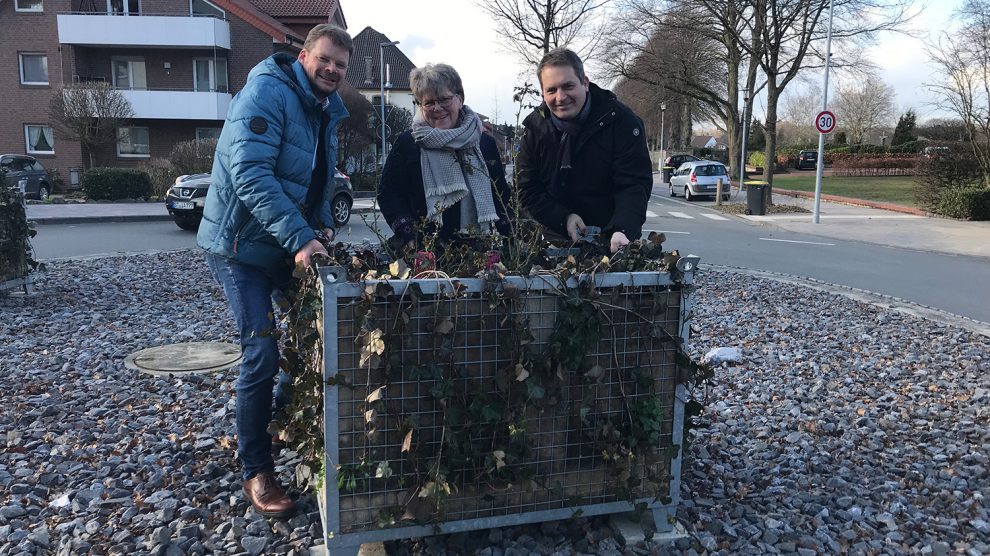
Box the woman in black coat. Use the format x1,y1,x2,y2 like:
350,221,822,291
377,63,511,245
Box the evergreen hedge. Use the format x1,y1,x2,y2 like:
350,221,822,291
81,168,153,201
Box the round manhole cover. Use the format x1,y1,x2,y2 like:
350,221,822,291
124,342,242,376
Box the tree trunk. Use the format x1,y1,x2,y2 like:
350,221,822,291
763,81,780,203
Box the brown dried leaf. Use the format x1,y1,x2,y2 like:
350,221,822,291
401,430,414,452
434,317,455,335
514,363,530,382
366,386,385,403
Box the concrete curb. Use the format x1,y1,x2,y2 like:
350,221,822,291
31,214,174,225
32,209,376,225
771,187,926,216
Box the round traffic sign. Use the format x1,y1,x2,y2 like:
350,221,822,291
816,110,836,134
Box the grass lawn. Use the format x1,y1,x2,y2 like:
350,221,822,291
769,173,918,207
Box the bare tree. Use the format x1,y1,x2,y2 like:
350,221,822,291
832,73,896,144
927,0,990,185
751,0,913,193
48,81,134,169
779,82,823,146
476,0,610,66
602,0,764,179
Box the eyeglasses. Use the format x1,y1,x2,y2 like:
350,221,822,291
415,96,455,110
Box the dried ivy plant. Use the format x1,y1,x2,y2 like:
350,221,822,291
271,84,713,522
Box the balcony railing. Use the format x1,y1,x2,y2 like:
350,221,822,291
116,89,232,121
57,12,230,49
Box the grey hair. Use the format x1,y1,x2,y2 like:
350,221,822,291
409,63,465,102
537,48,587,85
303,24,353,56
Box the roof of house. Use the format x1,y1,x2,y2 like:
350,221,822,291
213,0,304,46
247,0,336,18
690,136,716,148
344,27,417,91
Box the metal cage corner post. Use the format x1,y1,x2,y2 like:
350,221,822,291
317,261,701,555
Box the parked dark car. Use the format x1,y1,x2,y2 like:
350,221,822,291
165,173,210,230
165,170,354,231
659,153,700,184
1,154,52,200
795,150,817,170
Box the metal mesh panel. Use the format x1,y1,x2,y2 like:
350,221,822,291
328,278,682,534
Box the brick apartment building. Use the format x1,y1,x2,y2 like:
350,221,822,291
0,0,345,187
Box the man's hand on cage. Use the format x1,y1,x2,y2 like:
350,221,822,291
610,231,629,253
294,239,329,268
566,213,587,242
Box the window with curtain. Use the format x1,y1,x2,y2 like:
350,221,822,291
117,127,150,157
193,59,228,93
15,0,43,11
19,53,48,85
107,0,139,15
112,58,147,90
25,125,54,154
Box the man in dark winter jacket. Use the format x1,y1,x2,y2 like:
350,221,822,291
518,48,652,253
197,24,352,518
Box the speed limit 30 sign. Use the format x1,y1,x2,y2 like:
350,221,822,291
815,110,836,134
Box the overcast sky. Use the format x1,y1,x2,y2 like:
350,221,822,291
343,0,961,125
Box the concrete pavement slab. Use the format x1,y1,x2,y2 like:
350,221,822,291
26,202,171,224
26,198,377,225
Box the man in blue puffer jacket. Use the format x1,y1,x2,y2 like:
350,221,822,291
197,24,351,518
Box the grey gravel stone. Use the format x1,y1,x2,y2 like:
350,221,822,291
2,256,988,556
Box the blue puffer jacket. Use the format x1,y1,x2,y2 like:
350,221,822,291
197,53,348,271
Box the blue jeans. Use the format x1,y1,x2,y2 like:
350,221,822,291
205,253,291,480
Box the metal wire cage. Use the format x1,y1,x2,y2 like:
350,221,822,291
319,258,699,555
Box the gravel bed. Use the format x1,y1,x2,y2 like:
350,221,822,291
1,251,987,555
713,203,811,215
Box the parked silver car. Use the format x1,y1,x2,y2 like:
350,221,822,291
668,161,731,201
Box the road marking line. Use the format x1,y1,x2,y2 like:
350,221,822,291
668,212,694,219
645,229,691,235
700,213,729,221
646,210,659,217
759,238,835,246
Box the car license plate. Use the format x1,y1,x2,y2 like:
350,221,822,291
171,201,194,210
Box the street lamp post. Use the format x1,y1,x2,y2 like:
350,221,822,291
812,0,835,224
739,87,749,187
659,102,667,160
379,40,400,169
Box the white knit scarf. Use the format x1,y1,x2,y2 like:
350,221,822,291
411,105,499,230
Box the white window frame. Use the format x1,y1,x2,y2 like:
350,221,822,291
117,126,151,158
192,58,228,93
106,0,140,15
19,53,48,85
24,125,55,155
189,0,224,18
15,0,43,12
111,56,147,90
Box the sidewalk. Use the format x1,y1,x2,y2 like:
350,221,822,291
25,198,378,225
735,190,990,259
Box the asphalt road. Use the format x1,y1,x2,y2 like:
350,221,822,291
30,198,990,323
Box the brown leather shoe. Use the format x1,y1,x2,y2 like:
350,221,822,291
243,471,296,518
